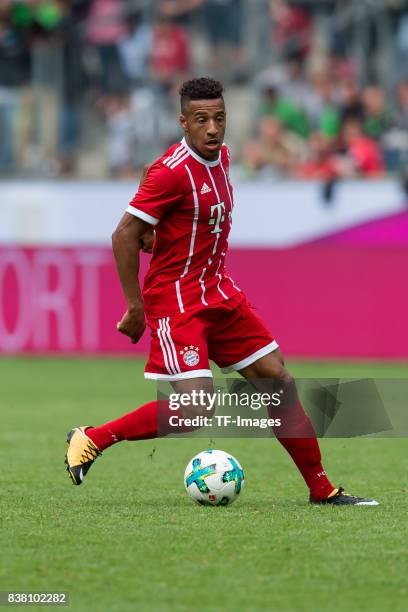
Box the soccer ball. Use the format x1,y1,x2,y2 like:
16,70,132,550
184,449,245,506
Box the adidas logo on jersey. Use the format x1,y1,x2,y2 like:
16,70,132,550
200,183,212,195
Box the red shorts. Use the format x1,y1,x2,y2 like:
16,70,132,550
144,292,278,380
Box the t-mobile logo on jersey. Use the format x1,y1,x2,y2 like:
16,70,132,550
209,202,226,234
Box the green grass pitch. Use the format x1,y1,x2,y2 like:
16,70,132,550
1,357,407,612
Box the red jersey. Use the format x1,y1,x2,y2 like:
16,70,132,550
126,138,240,318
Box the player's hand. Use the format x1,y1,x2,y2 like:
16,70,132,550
139,228,155,254
116,307,146,344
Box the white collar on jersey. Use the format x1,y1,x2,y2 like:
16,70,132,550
181,137,221,167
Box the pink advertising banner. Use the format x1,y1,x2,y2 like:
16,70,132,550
0,245,407,358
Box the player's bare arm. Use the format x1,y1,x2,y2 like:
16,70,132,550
113,163,154,341
112,213,150,344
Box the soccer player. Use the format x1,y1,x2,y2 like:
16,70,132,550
65,78,378,506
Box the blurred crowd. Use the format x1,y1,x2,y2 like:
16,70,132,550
242,1,408,181
243,56,408,181
1,0,408,180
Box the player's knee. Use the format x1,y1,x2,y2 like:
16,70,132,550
248,354,287,381
172,379,216,419
274,367,294,387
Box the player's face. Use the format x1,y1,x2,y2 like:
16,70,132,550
180,98,226,161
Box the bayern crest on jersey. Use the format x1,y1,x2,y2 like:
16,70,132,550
180,346,200,367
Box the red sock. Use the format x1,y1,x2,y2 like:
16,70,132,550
269,398,335,501
86,400,194,451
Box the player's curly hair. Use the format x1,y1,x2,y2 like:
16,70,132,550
179,77,224,112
